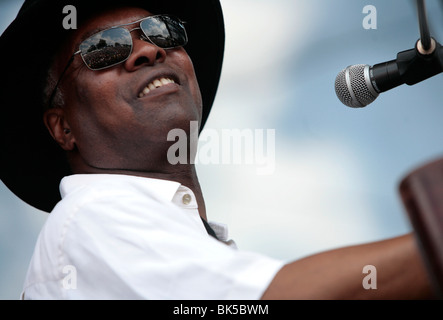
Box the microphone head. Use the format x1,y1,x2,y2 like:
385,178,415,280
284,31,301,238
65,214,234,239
335,64,379,108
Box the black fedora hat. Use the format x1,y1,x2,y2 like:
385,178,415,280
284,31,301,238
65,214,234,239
0,0,225,213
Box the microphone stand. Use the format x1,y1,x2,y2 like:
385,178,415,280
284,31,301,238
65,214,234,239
399,0,443,299
414,0,443,70
392,0,443,88
417,0,432,51
372,0,442,95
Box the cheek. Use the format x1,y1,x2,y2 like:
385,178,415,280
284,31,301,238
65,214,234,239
175,50,203,110
63,76,127,137
70,71,130,120
76,73,117,105
188,61,203,106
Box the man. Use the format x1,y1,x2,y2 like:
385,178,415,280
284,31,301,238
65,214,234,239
0,0,436,299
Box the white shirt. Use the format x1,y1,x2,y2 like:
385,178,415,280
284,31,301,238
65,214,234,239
22,174,284,300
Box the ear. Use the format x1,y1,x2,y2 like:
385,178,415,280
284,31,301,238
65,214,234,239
43,108,76,151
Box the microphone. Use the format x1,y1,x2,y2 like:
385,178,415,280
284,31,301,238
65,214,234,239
335,39,443,108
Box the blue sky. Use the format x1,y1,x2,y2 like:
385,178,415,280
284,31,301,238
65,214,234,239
1,0,442,299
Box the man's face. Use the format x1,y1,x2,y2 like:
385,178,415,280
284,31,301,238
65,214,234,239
52,7,203,172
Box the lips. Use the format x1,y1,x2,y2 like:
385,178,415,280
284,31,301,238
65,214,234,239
138,77,177,98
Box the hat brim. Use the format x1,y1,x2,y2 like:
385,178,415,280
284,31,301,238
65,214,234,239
0,0,224,212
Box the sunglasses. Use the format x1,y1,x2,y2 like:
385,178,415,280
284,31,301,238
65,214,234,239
48,14,188,106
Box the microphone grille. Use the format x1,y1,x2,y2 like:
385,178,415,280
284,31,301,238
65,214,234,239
335,68,353,107
335,64,379,108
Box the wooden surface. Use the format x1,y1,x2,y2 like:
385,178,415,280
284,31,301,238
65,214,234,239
399,157,443,298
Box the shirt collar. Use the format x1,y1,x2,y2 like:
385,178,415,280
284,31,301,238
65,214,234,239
60,174,185,203
59,174,234,246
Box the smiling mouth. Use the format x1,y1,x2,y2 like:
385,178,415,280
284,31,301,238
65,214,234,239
138,77,176,98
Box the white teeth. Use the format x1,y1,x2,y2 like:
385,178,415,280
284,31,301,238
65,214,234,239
139,77,175,98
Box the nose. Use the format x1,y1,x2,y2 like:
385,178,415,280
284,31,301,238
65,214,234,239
124,36,167,71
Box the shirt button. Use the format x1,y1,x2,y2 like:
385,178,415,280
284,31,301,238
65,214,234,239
182,194,192,205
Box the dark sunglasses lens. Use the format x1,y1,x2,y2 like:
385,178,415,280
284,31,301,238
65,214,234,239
141,15,188,48
80,28,132,70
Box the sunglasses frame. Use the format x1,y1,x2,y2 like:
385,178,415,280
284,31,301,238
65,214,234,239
47,14,187,108
77,14,188,71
